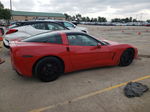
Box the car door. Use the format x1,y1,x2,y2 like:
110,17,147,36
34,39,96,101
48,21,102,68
66,33,113,71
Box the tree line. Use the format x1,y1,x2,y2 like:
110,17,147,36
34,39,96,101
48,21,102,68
0,2,11,20
64,13,107,22
64,13,150,23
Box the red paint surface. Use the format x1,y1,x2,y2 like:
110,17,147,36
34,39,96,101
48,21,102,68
10,32,138,77
0,37,3,41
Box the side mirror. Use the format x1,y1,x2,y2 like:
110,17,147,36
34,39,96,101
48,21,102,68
73,24,76,28
97,43,101,48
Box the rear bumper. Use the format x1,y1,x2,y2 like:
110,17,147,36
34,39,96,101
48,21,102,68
11,55,33,77
10,46,33,77
10,48,21,75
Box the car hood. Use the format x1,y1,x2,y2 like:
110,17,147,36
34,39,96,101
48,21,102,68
102,39,120,45
76,26,87,31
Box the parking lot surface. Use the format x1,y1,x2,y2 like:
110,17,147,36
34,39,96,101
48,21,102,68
0,26,150,112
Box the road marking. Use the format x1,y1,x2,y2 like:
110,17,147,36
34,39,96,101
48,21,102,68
29,75,150,112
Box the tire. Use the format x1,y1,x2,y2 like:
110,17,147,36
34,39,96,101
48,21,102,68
119,48,134,66
3,42,10,49
34,57,64,82
0,28,4,35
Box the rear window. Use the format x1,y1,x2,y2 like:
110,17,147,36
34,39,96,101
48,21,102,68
22,32,62,44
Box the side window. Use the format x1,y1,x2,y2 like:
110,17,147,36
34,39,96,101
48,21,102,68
46,23,66,30
32,23,46,30
47,33,62,44
67,34,98,46
64,22,75,28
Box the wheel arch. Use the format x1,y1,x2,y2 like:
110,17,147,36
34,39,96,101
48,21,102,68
123,47,135,56
32,55,65,77
118,47,135,66
113,47,135,65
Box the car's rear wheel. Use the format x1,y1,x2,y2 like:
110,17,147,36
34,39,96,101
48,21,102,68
119,48,134,66
34,57,64,82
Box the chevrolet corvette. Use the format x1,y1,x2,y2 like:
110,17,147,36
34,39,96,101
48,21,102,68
10,30,138,82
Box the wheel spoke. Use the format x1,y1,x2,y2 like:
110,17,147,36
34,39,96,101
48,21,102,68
36,57,63,82
41,63,58,76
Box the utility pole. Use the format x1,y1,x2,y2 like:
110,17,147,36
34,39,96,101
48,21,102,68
10,0,13,20
10,0,12,11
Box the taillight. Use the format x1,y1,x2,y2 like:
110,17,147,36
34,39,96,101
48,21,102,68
6,29,18,34
0,37,3,41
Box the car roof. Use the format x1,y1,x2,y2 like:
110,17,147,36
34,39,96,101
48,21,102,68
14,20,76,27
10,20,69,29
47,30,86,35
43,20,74,23
28,30,85,37
14,20,63,24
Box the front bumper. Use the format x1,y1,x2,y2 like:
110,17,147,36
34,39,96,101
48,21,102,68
134,47,138,59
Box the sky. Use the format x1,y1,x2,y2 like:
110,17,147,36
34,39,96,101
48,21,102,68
1,0,150,21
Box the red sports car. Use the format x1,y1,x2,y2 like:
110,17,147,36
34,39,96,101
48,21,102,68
10,30,138,82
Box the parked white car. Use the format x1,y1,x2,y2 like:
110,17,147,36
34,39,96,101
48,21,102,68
3,20,88,48
3,21,68,48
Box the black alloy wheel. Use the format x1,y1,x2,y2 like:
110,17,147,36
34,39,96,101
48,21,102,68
34,57,64,82
119,48,134,66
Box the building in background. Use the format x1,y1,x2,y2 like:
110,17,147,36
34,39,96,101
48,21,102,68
11,11,65,21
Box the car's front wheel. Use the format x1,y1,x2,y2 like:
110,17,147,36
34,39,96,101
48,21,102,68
34,57,64,82
119,48,134,66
